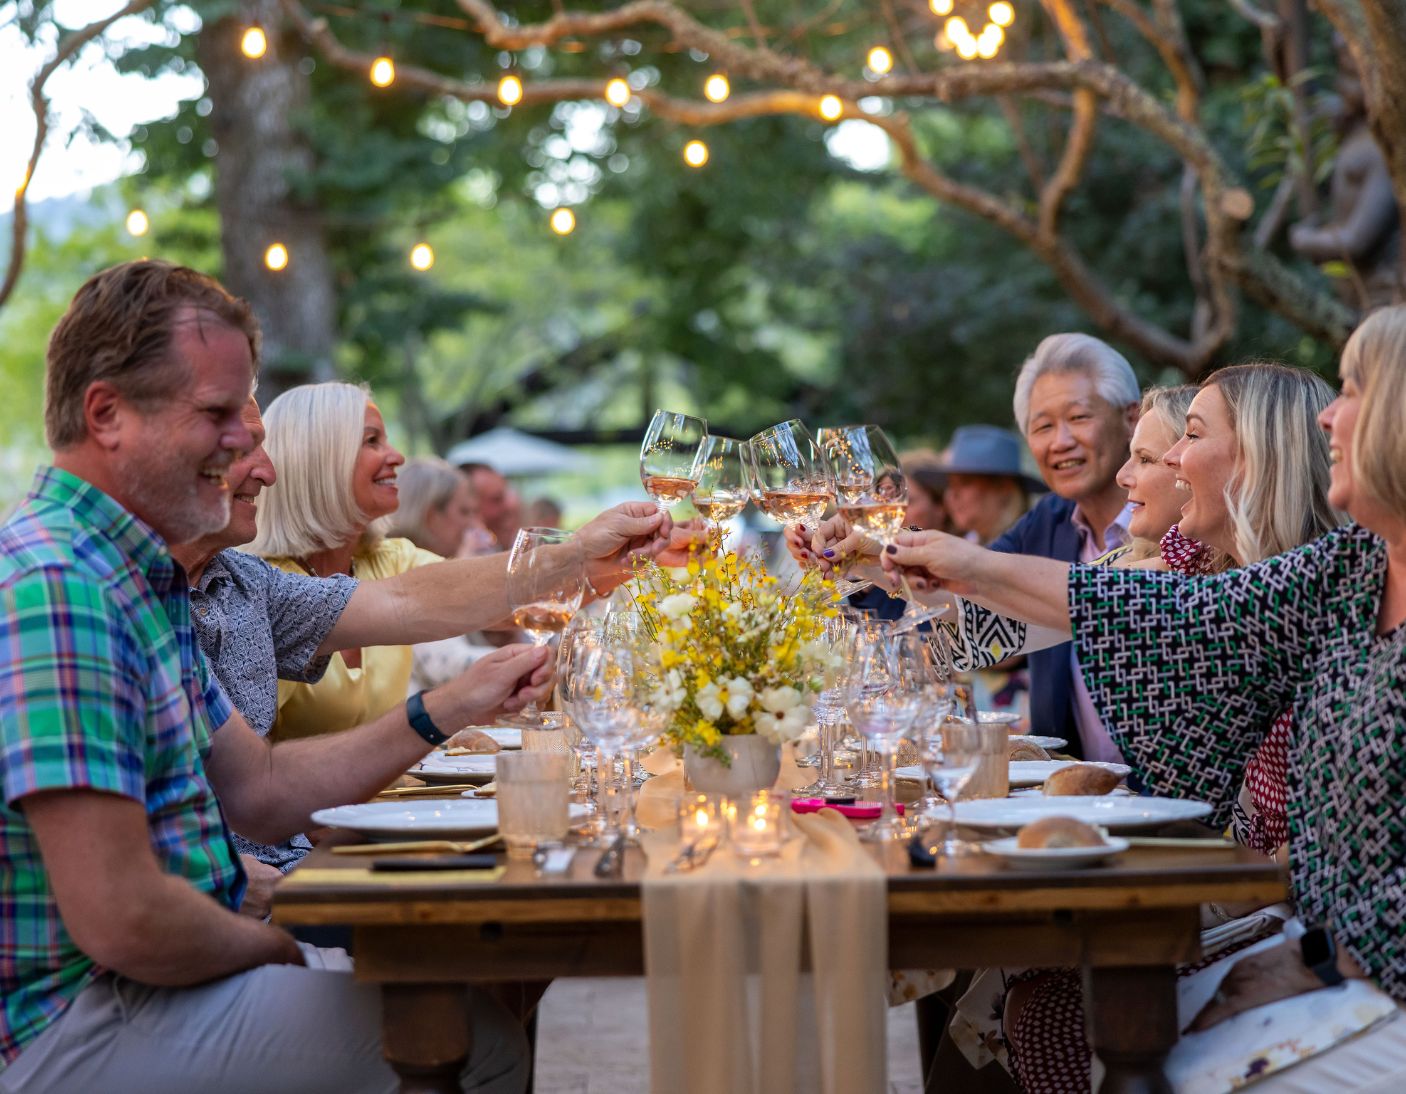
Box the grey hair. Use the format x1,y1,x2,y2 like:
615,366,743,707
250,381,385,559
1012,333,1141,432
1207,362,1343,564
386,458,469,550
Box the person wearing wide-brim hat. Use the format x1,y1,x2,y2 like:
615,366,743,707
932,425,1047,545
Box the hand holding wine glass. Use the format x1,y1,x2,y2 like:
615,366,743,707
640,410,708,510
507,527,584,723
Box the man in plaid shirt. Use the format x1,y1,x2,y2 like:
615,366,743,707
0,261,561,1092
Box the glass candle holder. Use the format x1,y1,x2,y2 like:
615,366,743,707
730,790,784,858
497,751,571,860
678,794,725,844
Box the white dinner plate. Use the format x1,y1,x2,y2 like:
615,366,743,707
950,795,1212,832
411,754,498,785
983,835,1130,871
1009,760,1130,788
1009,735,1068,751
311,800,590,840
448,726,521,750
977,711,1023,726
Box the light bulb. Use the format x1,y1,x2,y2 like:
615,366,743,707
866,46,894,75
704,73,730,103
369,56,395,88
409,242,434,271
929,0,954,14
264,243,289,271
956,36,979,60
990,1,1016,26
818,94,843,121
125,209,149,237
240,25,267,59
604,78,631,107
549,207,576,235
497,74,524,106
945,16,970,40
683,140,709,167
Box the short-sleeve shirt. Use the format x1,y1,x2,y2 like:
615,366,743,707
263,538,442,743
0,467,244,1064
1069,525,1406,1001
189,549,356,868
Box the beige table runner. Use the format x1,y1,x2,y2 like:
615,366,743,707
640,754,887,1094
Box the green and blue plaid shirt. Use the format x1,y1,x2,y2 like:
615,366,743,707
0,467,244,1064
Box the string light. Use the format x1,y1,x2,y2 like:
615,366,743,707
818,94,843,121
703,73,730,103
240,25,267,59
929,0,954,14
989,1,1016,27
125,209,149,237
264,243,289,271
604,78,631,107
409,242,435,270
369,55,395,87
976,31,1000,58
683,139,709,167
866,46,894,75
956,35,979,60
497,74,524,106
549,207,576,235
944,16,970,41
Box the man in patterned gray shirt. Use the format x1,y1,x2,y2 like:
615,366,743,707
171,400,677,906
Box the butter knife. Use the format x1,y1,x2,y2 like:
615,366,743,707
593,834,627,879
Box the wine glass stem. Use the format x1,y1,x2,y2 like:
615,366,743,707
598,747,623,839
818,716,835,787
877,742,897,822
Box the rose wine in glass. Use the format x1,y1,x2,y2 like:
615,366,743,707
691,434,749,527
507,527,584,723
640,409,707,510
746,420,833,538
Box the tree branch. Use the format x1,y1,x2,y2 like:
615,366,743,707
0,0,157,311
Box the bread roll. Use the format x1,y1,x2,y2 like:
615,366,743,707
1043,764,1121,797
1009,741,1050,762
445,728,501,754
1016,815,1106,849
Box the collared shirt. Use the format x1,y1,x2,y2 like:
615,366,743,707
1069,503,1134,763
189,549,356,869
0,467,243,1065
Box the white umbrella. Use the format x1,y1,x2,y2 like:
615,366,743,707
444,427,591,477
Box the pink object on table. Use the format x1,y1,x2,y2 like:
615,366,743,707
790,798,905,819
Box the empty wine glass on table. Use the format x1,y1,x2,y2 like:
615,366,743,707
923,717,984,858
821,424,946,631
506,527,585,725
691,434,749,531
640,409,708,510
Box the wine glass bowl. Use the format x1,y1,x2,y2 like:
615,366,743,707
640,409,708,510
746,420,833,531
507,528,584,647
691,434,749,526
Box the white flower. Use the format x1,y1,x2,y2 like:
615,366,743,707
753,704,812,743
757,685,803,715
653,668,687,711
696,681,724,721
722,677,753,719
659,592,697,619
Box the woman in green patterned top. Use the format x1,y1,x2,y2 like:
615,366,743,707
879,306,1406,1084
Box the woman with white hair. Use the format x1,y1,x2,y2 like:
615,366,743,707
884,307,1406,1090
251,382,439,742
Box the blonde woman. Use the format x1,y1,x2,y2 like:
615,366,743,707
251,382,442,741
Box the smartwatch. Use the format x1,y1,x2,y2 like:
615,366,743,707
405,690,449,747
1300,925,1345,987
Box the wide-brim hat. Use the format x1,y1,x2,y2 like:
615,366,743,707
921,425,1047,494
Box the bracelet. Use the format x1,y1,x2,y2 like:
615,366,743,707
584,569,609,600
405,690,449,747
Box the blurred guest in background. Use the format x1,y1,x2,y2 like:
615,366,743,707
388,457,487,559
933,425,1044,545
525,495,565,530
460,462,522,548
899,448,954,533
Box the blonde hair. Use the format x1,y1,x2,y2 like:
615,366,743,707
1341,305,1406,517
250,381,384,559
1120,384,1198,563
1206,362,1342,564
387,458,469,550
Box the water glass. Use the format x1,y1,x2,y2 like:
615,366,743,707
730,791,784,859
496,751,571,860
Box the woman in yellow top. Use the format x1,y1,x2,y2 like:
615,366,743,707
251,381,444,742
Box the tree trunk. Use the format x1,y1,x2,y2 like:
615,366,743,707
197,1,338,399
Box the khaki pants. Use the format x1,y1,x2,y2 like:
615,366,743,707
0,945,528,1094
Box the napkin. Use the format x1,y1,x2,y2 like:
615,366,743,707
641,806,887,1094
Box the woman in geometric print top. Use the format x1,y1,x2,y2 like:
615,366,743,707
880,306,1406,1022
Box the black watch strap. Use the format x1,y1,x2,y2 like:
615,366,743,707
1300,925,1345,987
406,690,449,747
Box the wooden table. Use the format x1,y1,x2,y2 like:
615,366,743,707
274,834,1284,1093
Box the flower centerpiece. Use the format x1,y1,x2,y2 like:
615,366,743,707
630,549,841,796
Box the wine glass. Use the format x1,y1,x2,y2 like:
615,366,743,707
562,639,647,847
793,611,857,797
640,409,708,510
924,717,983,857
820,424,945,629
507,527,584,724
746,420,833,542
842,630,930,841
691,434,749,530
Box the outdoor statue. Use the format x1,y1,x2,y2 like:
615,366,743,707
1289,39,1402,309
